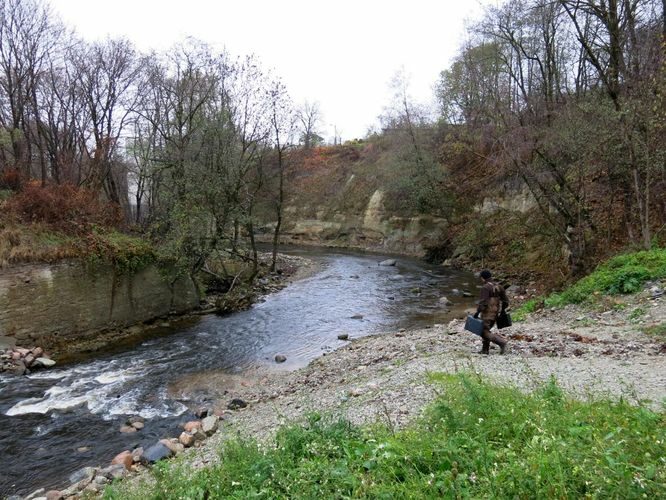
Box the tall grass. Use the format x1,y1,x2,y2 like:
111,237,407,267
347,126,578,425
105,374,665,499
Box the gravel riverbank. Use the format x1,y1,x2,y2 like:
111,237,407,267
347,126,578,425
142,286,666,477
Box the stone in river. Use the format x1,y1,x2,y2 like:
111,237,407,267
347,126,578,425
201,415,219,436
337,333,349,340
111,450,133,470
227,398,247,410
439,296,453,306
131,421,144,430
275,354,287,363
35,357,56,368
46,491,64,500
379,259,397,266
141,442,173,464
350,314,363,319
119,425,137,433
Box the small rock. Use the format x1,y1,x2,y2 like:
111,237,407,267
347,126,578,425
25,488,45,500
411,287,421,294
159,439,185,454
33,357,56,368
68,466,96,485
93,475,109,486
275,354,287,363
350,314,364,320
387,296,395,300
77,446,90,453
462,291,473,297
379,259,397,266
194,407,210,418
111,450,133,470
45,491,63,500
228,398,247,410
179,432,195,447
193,429,207,442
349,388,364,397
128,416,144,424
24,354,35,366
337,333,349,340
350,275,360,279
119,425,137,434
99,464,127,480
183,420,202,432
439,296,453,306
201,415,219,435
32,347,44,357
131,421,144,430
131,447,144,463
141,442,173,464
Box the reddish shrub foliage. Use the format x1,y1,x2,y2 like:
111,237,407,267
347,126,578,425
0,168,22,191
6,181,121,233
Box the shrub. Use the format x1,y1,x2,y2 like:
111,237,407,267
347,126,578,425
5,181,121,233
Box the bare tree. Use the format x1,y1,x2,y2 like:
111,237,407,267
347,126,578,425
296,100,322,149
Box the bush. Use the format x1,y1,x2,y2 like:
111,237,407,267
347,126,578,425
545,248,666,307
105,374,666,499
5,181,120,233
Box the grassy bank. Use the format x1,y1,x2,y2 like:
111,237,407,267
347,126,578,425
514,248,666,321
105,373,665,499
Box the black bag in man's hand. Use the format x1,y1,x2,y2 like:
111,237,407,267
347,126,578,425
497,310,512,329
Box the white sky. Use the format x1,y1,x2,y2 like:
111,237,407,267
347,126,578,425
49,0,492,141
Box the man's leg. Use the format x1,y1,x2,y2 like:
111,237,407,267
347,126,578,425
480,320,494,354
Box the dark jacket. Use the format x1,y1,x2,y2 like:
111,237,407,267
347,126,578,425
477,281,509,321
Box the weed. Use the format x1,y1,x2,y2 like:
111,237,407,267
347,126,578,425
629,307,646,321
105,374,666,499
642,323,666,339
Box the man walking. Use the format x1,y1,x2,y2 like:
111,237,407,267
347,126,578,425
476,270,509,354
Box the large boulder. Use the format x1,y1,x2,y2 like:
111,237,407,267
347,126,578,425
379,259,397,266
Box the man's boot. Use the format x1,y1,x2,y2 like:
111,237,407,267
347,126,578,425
499,341,508,355
479,340,490,355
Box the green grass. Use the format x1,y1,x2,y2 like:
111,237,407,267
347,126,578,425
512,298,540,322
642,323,666,339
105,374,666,499
513,249,666,320
546,248,666,308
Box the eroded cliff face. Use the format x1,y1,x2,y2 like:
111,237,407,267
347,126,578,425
275,189,448,256
0,261,199,353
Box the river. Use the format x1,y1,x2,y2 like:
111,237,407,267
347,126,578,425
0,248,476,496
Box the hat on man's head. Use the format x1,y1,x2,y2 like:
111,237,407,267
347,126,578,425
480,270,492,280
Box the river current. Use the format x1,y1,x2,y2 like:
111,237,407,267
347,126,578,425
0,249,476,496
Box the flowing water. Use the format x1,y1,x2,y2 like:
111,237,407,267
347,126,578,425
0,249,477,496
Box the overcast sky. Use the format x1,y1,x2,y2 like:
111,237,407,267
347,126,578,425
49,0,492,142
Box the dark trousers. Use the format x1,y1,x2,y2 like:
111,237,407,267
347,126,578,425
481,319,507,353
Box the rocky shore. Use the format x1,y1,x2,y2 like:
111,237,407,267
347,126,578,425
11,274,665,499
75,281,662,498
